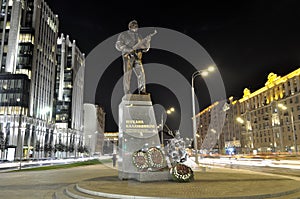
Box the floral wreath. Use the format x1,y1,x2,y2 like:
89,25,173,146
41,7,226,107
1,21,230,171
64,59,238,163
147,147,165,169
132,150,149,170
132,147,166,170
170,163,194,182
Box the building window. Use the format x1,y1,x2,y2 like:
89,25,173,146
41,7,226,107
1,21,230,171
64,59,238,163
16,69,31,79
64,82,72,88
5,21,10,29
0,107,5,114
25,12,33,27
17,56,32,67
18,44,33,55
19,33,34,44
295,96,299,104
1,93,7,102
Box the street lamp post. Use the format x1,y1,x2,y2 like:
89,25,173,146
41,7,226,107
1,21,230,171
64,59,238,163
191,66,215,164
161,107,175,147
278,104,298,155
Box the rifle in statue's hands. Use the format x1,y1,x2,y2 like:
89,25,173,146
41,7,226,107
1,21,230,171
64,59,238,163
132,29,157,51
126,30,157,59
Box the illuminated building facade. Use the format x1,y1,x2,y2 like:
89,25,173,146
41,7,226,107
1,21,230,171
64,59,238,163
236,69,300,153
54,33,85,158
0,0,59,160
95,105,105,155
196,101,227,154
197,68,300,154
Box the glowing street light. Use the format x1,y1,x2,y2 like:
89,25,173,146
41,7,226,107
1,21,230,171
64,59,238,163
191,65,215,164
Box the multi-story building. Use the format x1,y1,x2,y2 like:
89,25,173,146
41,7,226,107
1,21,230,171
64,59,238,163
197,69,300,155
236,69,300,154
0,0,59,160
95,105,105,155
54,33,85,158
219,97,242,154
196,100,227,154
83,103,100,156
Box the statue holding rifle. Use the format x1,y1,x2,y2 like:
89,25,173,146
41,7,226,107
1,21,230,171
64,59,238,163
115,20,157,95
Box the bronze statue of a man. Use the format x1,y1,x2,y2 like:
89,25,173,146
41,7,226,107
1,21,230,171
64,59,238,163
115,20,155,95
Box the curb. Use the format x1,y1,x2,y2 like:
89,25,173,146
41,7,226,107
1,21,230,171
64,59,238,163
75,184,300,199
76,184,175,199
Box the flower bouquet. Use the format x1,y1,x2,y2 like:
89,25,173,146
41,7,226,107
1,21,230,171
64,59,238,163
170,163,194,182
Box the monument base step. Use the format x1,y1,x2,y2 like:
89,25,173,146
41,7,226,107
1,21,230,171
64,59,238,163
119,170,172,182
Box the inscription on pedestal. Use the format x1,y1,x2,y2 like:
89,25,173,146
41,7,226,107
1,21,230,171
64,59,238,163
118,94,169,181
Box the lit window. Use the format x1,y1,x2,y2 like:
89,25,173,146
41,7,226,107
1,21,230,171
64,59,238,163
19,33,34,44
16,69,31,79
5,21,10,29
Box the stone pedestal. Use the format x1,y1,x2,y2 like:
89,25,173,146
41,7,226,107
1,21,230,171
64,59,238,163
118,94,171,182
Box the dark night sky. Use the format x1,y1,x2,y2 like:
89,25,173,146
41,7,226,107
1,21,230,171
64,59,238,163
47,0,300,132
